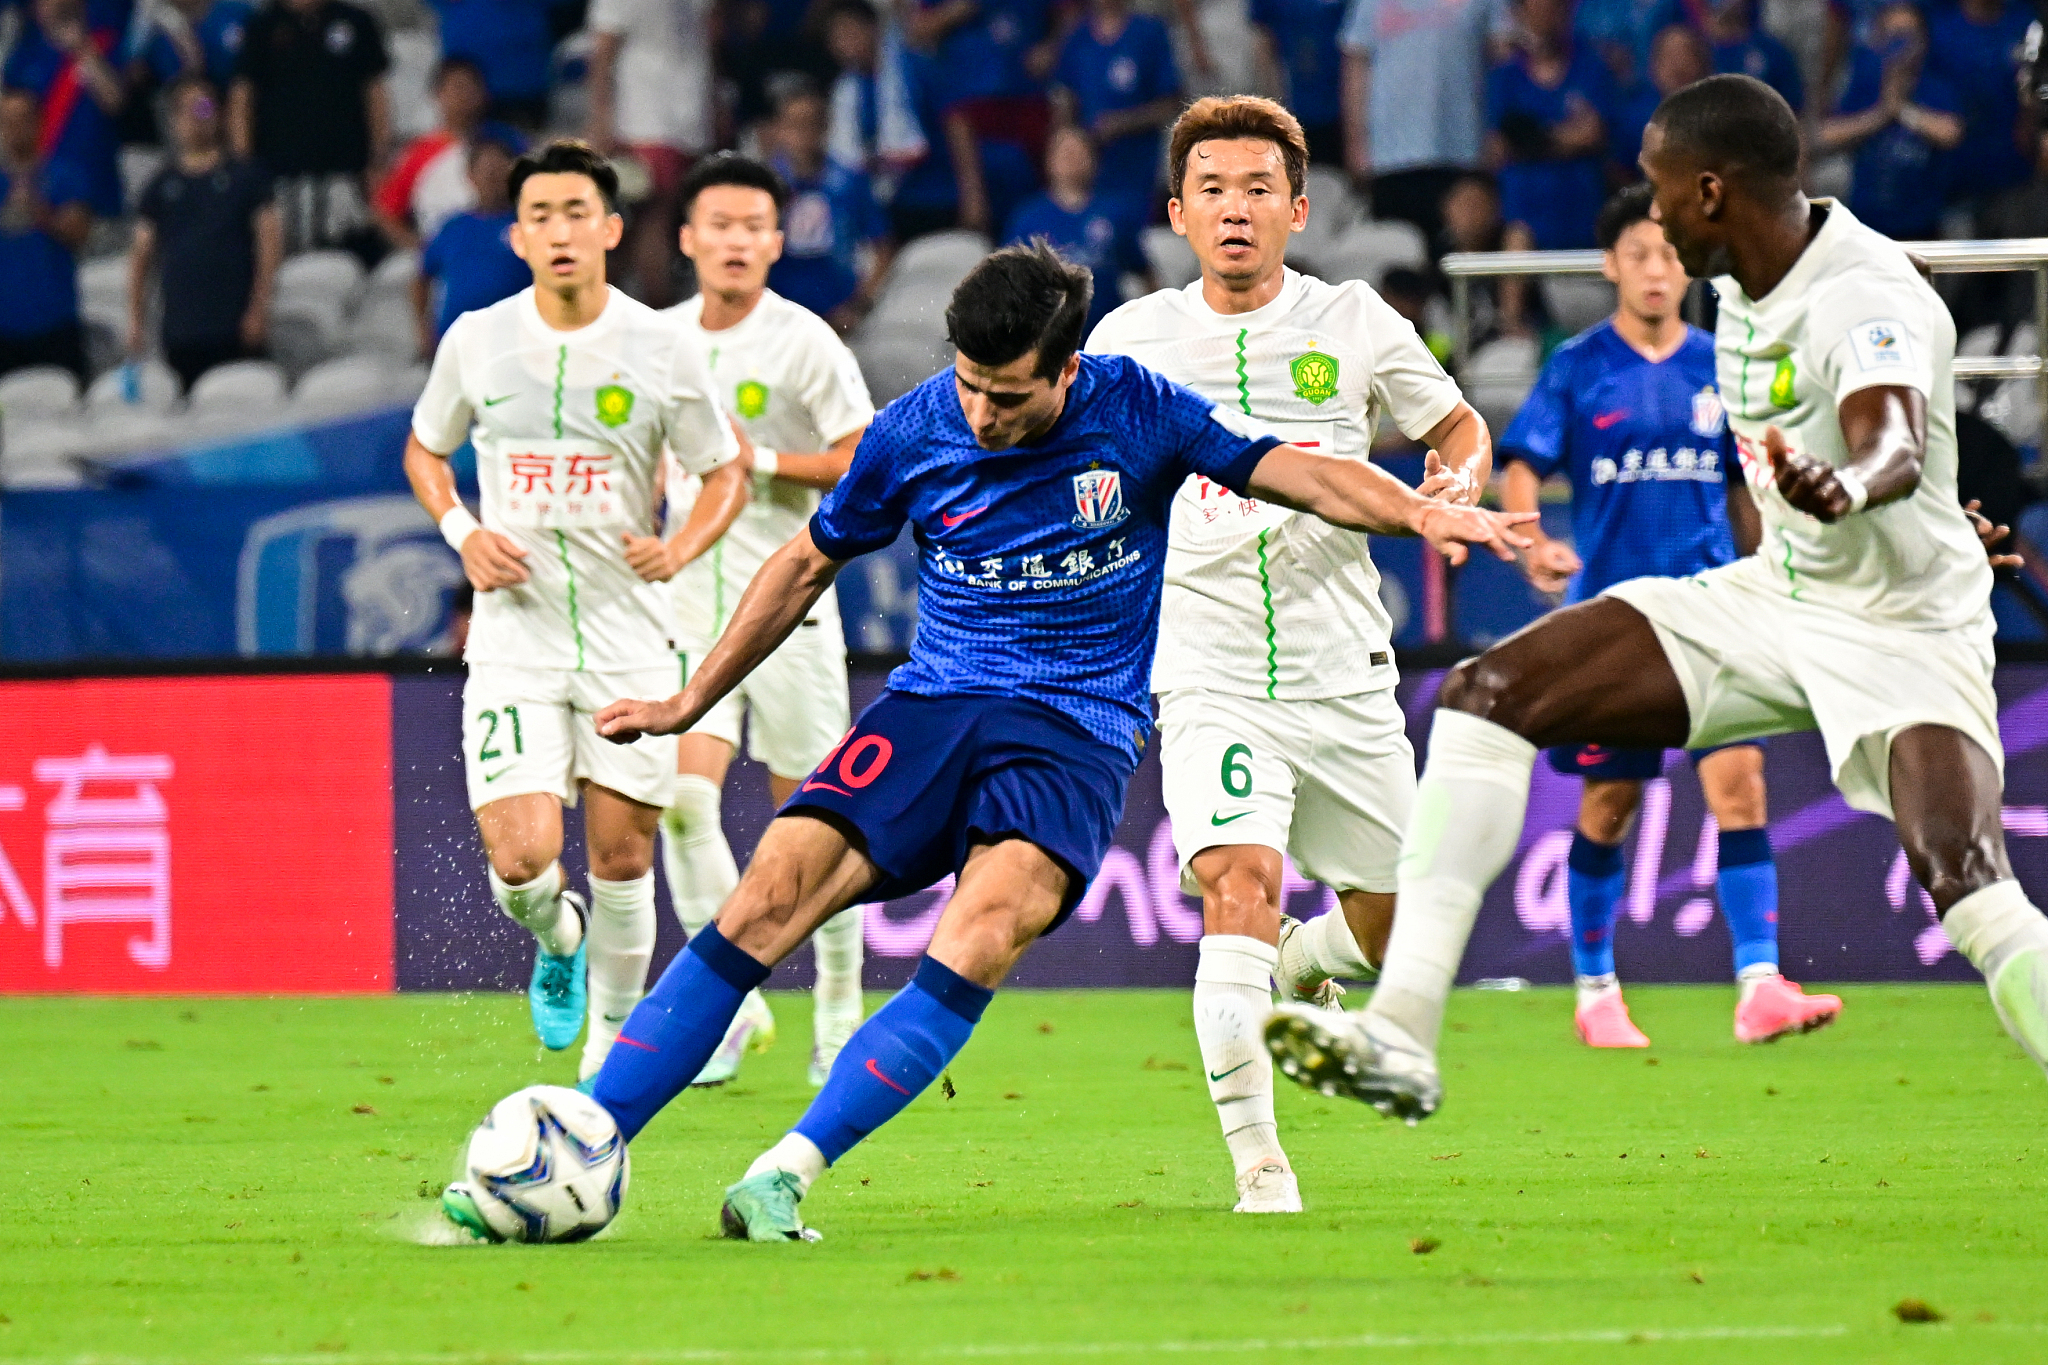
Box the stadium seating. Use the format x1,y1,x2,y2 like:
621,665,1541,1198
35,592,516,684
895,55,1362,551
293,356,402,417
85,358,181,415
1461,335,1540,436
1142,226,1199,289
188,359,288,413
0,366,82,419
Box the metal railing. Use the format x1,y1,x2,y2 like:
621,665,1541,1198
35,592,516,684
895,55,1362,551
1441,238,2048,424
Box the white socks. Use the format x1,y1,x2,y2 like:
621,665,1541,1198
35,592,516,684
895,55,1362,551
1736,961,1780,1003
489,861,581,957
747,1130,828,1195
1575,972,1618,1008
1366,710,1537,1057
663,774,738,934
813,906,865,1023
1194,935,1285,1174
1301,906,1376,979
580,872,657,1079
1944,879,2048,985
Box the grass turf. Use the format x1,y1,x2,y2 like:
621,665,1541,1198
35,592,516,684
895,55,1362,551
0,985,2043,1364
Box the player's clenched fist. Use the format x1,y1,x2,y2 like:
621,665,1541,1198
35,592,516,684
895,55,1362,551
1411,503,1538,566
1520,537,1583,595
1765,425,1855,523
622,533,683,583
594,696,688,744
460,527,531,591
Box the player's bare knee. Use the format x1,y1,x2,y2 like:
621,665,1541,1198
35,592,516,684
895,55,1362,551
486,845,554,885
1578,780,1641,845
1438,654,1541,736
587,840,654,883
1192,847,1281,938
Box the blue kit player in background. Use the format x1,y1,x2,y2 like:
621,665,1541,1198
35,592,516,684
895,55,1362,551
1499,185,1843,1049
580,241,1533,1242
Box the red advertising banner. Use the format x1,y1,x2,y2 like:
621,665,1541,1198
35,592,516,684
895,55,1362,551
0,676,393,992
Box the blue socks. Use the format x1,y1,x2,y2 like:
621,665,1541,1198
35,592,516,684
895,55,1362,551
1567,831,1626,978
593,924,768,1143
1717,826,1780,975
795,956,992,1164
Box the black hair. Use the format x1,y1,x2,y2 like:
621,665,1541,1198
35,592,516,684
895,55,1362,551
1649,73,1801,190
1596,183,1657,251
1379,266,1430,301
434,55,487,87
508,139,621,214
678,152,790,224
945,238,1093,381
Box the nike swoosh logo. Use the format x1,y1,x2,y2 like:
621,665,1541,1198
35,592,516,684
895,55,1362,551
941,503,989,528
1209,1060,1253,1082
483,768,514,783
483,394,515,406
1592,410,1628,429
865,1058,911,1095
1210,810,1253,826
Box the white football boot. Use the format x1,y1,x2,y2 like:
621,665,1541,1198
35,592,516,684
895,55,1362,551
691,989,777,1087
1275,915,1346,1010
808,1004,863,1087
1265,1003,1442,1123
1233,1159,1302,1214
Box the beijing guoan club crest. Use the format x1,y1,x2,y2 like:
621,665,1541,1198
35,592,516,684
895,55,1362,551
594,384,634,428
1290,349,1338,406
735,379,770,419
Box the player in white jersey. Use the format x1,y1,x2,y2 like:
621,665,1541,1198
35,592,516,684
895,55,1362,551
1267,75,2048,1120
405,141,747,1081
1087,96,1492,1213
661,154,877,1088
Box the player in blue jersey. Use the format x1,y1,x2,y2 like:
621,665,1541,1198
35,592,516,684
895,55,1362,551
579,240,1533,1242
1499,184,1841,1048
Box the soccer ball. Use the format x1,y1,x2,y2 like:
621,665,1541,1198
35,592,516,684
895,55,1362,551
441,1084,629,1243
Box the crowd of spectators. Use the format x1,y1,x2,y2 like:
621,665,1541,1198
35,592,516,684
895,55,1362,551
1,0,2046,400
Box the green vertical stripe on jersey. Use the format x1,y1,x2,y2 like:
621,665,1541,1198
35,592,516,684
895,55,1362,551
1255,529,1278,699
1238,330,1279,698
712,542,727,633
548,346,586,668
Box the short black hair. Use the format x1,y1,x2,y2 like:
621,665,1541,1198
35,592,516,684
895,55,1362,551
509,139,621,214
946,239,1093,381
1649,73,1801,189
1380,266,1430,302
679,152,789,224
1596,183,1657,250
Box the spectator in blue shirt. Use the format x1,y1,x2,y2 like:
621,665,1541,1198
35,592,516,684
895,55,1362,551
1573,0,1681,91
1925,0,2034,211
414,131,525,352
1487,0,1613,250
1705,0,1804,113
1338,0,1504,241
427,0,565,127
1817,0,1964,241
0,87,92,379
1005,125,1153,335
1250,0,1349,164
903,0,1059,104
1052,0,1182,195
886,44,964,241
766,85,893,330
1608,23,1711,176
142,0,255,91
3,0,126,218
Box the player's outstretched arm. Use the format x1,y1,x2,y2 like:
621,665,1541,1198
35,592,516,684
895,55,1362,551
1244,443,1537,565
1419,400,1492,506
595,528,844,743
1766,385,1925,523
403,432,529,590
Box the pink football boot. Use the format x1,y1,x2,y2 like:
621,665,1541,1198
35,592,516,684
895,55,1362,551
1575,989,1652,1048
1734,975,1843,1043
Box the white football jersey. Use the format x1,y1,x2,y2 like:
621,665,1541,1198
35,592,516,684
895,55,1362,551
664,289,876,637
413,286,740,672
1088,269,1463,699
1713,200,1990,632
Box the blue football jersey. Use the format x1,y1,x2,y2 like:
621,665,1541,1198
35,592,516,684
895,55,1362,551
810,353,1277,758
1499,320,1736,601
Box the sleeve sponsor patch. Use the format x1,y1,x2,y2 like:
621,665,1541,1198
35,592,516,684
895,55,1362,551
1847,319,1913,373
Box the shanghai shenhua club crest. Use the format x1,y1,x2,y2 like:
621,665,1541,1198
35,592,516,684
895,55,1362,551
1071,468,1128,528
1290,349,1338,406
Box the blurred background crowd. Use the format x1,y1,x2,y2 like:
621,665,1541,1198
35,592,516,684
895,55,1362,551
8,0,2048,659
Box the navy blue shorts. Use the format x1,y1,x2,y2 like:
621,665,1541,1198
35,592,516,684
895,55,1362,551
1546,740,1762,782
779,690,1137,931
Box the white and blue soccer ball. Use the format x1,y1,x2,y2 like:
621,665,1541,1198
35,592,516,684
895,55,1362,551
442,1084,629,1243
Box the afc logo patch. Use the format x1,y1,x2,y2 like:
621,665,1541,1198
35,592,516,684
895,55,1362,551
1071,468,1129,528
1849,318,1911,373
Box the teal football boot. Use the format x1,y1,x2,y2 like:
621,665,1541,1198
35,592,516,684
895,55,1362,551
719,1170,822,1242
529,890,588,1051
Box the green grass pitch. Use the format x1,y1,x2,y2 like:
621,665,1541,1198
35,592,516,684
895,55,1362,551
2,985,2044,1364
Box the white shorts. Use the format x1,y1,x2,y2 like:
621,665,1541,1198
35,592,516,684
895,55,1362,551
677,615,851,780
1157,686,1415,895
462,663,681,812
1604,558,2002,819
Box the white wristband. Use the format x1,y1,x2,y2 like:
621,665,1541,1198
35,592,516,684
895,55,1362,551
439,504,482,552
751,445,779,480
1835,468,1870,516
